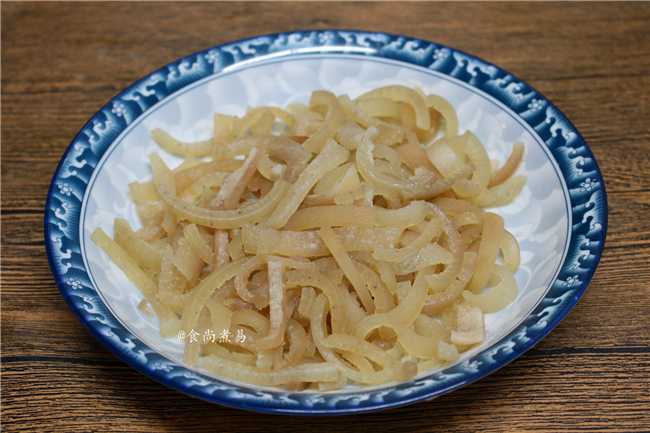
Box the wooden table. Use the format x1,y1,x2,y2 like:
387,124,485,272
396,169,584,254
2,2,648,431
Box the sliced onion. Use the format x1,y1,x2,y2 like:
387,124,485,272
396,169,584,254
302,91,344,153
352,313,441,359
463,264,517,314
154,180,291,229
202,354,337,386
489,141,525,187
468,212,504,294
267,139,349,229
319,225,375,314
356,85,430,130
151,129,213,158
213,135,311,183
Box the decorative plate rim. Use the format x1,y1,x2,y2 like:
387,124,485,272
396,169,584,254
44,30,607,415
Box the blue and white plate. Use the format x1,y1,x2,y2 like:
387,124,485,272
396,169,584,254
45,31,607,414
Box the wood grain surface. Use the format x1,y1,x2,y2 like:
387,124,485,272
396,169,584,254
2,2,649,432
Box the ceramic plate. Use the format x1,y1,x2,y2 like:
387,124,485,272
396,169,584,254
45,30,607,414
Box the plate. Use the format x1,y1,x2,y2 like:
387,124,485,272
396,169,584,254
45,30,607,414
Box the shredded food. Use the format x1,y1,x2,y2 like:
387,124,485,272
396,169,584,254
92,85,526,390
